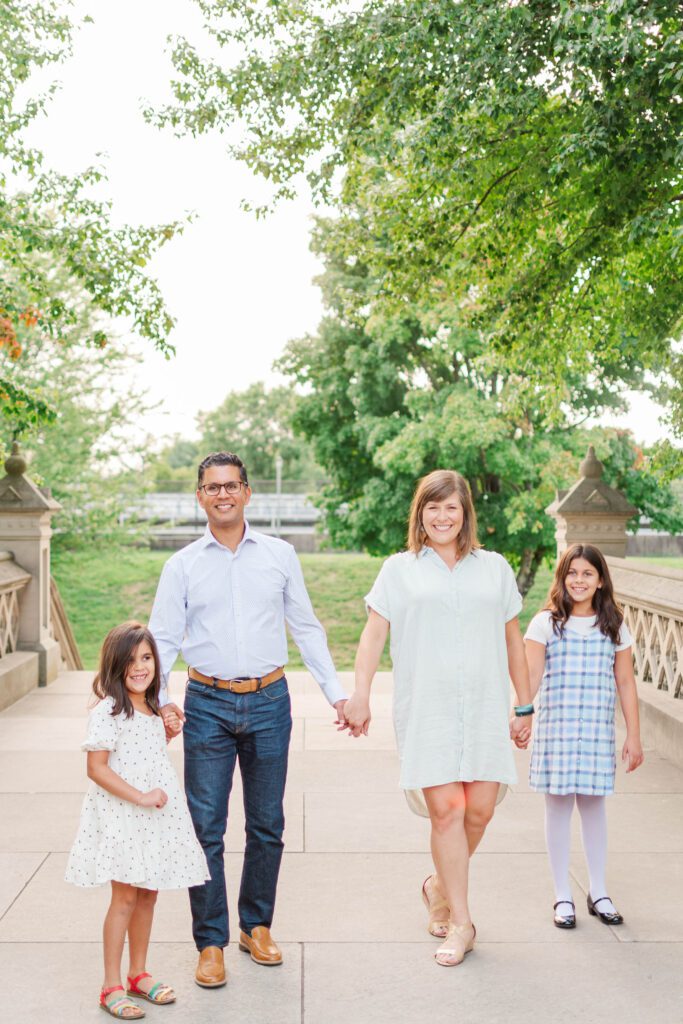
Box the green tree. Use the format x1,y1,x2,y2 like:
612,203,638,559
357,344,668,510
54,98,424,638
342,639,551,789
278,233,683,591
198,382,320,481
155,0,683,448
1,1,180,432
149,382,321,490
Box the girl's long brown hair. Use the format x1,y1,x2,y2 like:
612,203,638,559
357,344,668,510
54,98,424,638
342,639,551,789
407,469,480,557
92,621,161,718
547,544,623,643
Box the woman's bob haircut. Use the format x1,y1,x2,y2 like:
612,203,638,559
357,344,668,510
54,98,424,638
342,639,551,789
407,470,480,557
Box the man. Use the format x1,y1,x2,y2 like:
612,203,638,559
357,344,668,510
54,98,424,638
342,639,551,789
149,451,348,987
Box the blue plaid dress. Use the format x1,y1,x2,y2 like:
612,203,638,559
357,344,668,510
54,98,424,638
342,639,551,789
529,624,617,795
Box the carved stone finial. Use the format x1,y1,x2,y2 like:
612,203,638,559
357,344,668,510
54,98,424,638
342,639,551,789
579,445,603,480
4,441,27,478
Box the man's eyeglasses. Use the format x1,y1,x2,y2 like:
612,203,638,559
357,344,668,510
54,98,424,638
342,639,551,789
199,481,245,496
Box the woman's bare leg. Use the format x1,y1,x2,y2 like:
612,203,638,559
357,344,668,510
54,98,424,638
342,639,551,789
463,781,500,855
422,782,470,926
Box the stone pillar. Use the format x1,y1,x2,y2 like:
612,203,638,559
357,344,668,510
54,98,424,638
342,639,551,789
0,443,62,685
546,445,637,559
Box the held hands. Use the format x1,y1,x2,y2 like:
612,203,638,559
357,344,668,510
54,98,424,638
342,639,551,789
333,700,349,732
340,692,371,738
622,734,644,773
160,703,185,741
138,787,168,809
509,714,532,749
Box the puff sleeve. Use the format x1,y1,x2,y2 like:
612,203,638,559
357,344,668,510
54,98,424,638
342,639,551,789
81,698,120,752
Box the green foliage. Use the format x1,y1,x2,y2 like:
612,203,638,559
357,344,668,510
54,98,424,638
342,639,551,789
0,1,180,433
599,431,683,535
0,269,154,547
156,0,683,446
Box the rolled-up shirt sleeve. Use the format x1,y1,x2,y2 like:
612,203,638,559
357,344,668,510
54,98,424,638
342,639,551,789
148,559,187,706
500,556,523,622
364,560,392,621
283,548,347,706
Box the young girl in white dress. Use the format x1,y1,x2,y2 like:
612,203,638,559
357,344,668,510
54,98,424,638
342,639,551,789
522,545,644,929
65,622,209,1019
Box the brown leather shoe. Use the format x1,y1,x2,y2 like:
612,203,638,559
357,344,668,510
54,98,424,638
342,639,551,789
195,946,227,988
238,927,283,966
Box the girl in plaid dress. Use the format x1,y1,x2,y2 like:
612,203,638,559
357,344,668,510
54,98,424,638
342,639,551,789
522,545,643,928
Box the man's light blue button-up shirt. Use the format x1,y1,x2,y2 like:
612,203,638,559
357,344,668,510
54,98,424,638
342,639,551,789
149,521,346,706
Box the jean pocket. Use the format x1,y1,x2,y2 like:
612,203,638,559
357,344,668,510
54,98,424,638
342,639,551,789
259,676,288,702
185,680,212,698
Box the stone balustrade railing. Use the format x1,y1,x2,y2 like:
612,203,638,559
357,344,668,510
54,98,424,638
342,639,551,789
0,550,31,659
607,557,683,702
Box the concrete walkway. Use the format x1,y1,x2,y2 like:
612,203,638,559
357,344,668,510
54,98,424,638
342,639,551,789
1,670,682,1023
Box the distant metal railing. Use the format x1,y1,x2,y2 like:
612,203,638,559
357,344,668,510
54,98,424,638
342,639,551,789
133,492,322,529
152,478,327,495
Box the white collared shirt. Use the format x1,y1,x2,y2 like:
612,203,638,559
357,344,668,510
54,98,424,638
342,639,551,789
149,521,346,706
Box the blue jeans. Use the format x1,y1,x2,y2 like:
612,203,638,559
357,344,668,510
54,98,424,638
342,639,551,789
183,675,292,950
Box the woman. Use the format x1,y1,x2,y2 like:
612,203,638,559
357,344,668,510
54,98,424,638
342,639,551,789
344,470,533,966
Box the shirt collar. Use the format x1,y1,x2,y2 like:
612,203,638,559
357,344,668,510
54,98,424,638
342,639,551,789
201,519,259,550
419,545,474,562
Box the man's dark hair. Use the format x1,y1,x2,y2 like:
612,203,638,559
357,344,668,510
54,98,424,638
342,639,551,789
197,452,249,488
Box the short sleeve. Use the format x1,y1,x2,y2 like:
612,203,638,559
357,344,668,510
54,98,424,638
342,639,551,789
81,698,120,752
616,621,633,652
364,560,392,621
500,557,523,622
524,611,553,646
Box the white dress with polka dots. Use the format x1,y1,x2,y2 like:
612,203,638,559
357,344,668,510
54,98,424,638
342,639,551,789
65,697,210,890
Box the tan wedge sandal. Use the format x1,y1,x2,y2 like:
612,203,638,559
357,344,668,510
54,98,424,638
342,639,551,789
434,921,476,967
421,875,450,938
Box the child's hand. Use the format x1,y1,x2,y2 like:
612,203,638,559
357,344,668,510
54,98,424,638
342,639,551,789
622,735,644,773
509,714,532,749
160,703,185,741
163,711,183,738
138,788,168,809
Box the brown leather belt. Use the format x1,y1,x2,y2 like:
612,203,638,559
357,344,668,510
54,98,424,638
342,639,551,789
188,666,285,693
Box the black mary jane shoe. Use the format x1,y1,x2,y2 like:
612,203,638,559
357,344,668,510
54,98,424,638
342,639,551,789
587,895,623,925
553,900,576,929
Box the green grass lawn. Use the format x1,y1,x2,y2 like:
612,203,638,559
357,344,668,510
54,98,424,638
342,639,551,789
51,548,392,671
51,547,681,672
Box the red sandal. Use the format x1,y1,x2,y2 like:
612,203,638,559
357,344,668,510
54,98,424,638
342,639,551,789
100,985,145,1019
127,972,176,1005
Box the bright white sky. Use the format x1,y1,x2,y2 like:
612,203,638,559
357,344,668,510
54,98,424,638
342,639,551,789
23,0,672,451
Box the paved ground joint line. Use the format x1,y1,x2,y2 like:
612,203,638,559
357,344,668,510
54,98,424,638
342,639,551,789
302,792,306,853
300,942,305,1024
0,851,50,923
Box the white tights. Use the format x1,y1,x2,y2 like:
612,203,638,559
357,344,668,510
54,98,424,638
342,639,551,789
544,794,617,914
